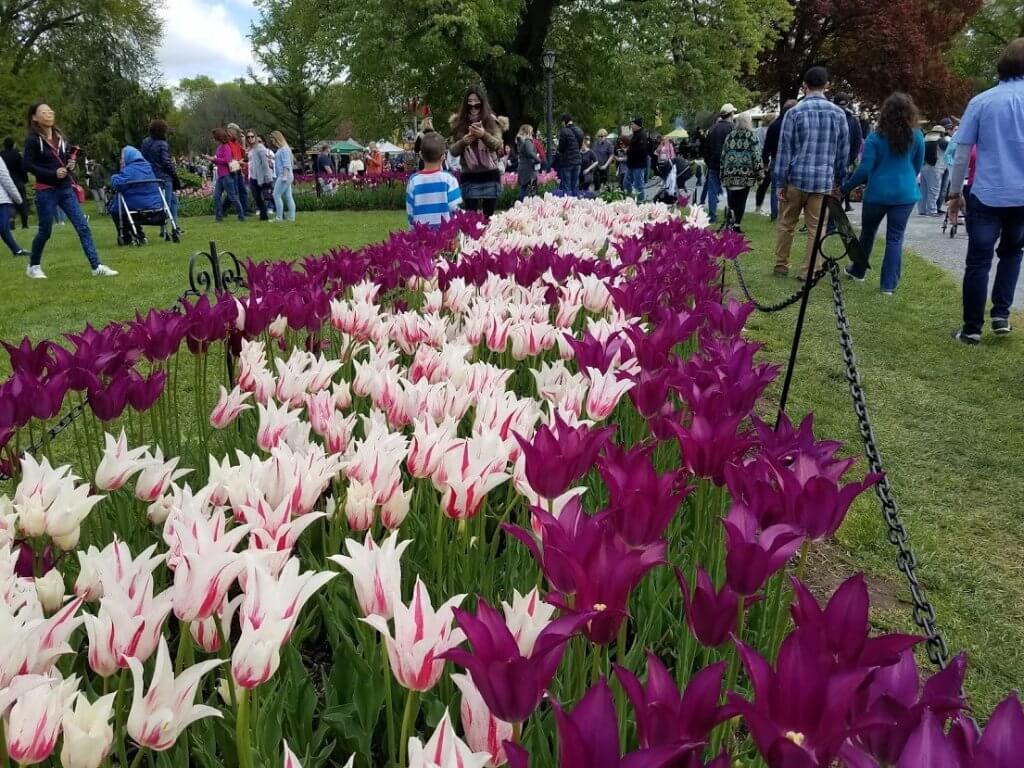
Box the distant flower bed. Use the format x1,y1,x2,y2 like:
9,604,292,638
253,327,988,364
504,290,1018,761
177,171,559,217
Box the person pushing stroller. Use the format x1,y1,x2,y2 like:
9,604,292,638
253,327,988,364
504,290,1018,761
108,146,167,245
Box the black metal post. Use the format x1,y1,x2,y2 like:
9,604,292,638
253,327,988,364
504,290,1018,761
208,240,224,292
775,199,830,428
545,70,554,171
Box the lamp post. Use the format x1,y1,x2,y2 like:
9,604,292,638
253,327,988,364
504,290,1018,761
542,48,556,170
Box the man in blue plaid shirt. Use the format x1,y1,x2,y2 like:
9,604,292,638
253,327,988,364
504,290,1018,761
773,66,850,278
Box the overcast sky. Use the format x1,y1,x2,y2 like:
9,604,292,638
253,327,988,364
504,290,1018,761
156,0,259,86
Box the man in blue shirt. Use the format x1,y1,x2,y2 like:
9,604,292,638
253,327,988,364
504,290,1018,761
948,38,1024,344
773,66,850,279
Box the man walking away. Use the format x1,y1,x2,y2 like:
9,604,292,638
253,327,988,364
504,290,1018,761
557,114,584,197
773,66,850,279
626,117,648,199
834,93,863,212
757,101,796,220
948,37,1024,345
314,146,335,197
1,137,30,228
703,104,736,222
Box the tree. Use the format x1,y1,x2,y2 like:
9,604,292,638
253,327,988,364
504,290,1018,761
248,0,346,158
951,1,1024,87
753,0,982,115
176,82,269,154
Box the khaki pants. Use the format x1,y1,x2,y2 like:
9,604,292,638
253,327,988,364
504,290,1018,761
774,186,826,277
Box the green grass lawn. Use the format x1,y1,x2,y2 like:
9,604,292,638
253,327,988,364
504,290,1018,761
730,213,1024,715
0,207,406,353
2,203,1021,715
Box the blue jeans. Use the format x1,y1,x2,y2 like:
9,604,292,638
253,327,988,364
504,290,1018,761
848,202,913,292
163,179,178,223
706,169,723,221
214,174,244,221
961,194,1024,335
561,164,581,197
274,177,295,220
626,167,646,198
32,186,100,269
917,166,940,215
0,204,24,255
235,172,249,212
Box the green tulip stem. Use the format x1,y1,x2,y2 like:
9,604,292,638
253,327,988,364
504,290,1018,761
236,688,254,768
381,637,397,766
398,689,419,768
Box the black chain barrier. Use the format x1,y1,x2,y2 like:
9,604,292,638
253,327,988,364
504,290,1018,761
825,258,950,668
1,241,246,486
727,198,951,670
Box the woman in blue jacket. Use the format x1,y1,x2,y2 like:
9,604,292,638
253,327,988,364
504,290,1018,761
842,92,925,295
140,119,179,231
109,146,164,243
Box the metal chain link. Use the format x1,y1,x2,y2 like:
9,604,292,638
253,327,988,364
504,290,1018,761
0,400,89,483
732,257,827,313
826,258,950,669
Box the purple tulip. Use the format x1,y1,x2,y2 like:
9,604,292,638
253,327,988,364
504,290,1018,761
514,411,614,500
544,525,666,645
614,652,734,749
442,599,591,724
126,369,167,412
970,692,1024,767
753,413,843,468
700,298,754,338
3,337,53,378
729,630,882,768
128,309,189,362
789,575,919,670
88,373,132,422
624,311,701,371
849,650,968,765
722,505,804,595
564,332,633,375
676,566,757,648
507,680,698,768
670,410,755,486
598,443,690,547
679,338,777,418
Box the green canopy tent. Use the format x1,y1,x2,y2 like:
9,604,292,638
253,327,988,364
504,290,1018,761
330,139,365,153
664,127,689,140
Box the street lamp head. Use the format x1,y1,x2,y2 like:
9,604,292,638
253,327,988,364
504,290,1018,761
542,48,556,71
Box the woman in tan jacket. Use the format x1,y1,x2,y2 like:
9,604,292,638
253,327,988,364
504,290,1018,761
449,85,504,217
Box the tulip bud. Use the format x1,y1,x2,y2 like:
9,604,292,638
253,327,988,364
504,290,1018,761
283,741,303,768
61,692,116,768
36,568,66,613
18,496,48,537
325,495,337,519
269,315,288,339
345,480,376,531
380,486,411,530
52,525,81,551
147,496,174,525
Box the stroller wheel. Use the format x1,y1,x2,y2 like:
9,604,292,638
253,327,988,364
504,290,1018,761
116,236,124,246
171,232,180,243
951,224,958,238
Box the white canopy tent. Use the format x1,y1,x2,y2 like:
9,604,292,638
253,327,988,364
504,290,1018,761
375,141,404,155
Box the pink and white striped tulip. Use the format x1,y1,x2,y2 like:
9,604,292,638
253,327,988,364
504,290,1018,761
363,578,465,692
256,400,304,452
126,637,223,751
344,480,376,531
6,675,79,765
452,674,513,767
169,512,250,622
501,587,558,655
134,447,190,504
60,691,116,768
407,417,458,479
438,434,510,521
330,531,411,619
95,430,151,491
407,709,492,768
584,367,635,421
83,585,173,676
210,385,252,429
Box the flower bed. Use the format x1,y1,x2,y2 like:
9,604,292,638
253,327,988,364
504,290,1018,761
176,171,558,217
0,198,1019,768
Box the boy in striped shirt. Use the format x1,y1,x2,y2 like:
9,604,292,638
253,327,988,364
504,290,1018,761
406,133,462,227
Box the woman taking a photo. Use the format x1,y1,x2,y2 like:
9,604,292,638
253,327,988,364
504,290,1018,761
516,124,538,200
270,131,296,222
22,102,116,279
449,85,503,216
718,113,761,233
842,92,925,295
208,128,245,222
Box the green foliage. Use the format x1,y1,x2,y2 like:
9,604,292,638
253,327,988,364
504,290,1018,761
176,170,204,190
950,0,1024,87
176,82,270,155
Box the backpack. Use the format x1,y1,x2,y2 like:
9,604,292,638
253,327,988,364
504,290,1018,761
532,137,546,162
924,141,938,167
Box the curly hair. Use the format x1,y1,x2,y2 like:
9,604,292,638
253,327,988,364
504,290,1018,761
876,92,917,156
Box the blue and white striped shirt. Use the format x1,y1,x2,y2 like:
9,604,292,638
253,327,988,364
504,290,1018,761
406,169,462,227
774,93,850,194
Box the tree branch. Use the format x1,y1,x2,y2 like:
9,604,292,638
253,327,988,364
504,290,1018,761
11,10,83,74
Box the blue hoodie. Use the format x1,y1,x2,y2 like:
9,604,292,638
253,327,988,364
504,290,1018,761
109,146,165,211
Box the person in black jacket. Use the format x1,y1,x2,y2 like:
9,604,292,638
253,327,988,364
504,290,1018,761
704,104,736,222
557,114,584,197
140,119,179,232
756,99,796,220
1,137,30,228
625,116,648,199
21,102,116,279
834,93,864,211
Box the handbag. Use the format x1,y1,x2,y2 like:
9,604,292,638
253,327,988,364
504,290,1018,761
72,182,86,204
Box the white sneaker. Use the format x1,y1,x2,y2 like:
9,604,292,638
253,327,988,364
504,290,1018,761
26,265,46,279
92,264,118,277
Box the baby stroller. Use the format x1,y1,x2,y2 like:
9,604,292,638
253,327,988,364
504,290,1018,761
942,189,966,238
110,179,180,246
648,158,694,204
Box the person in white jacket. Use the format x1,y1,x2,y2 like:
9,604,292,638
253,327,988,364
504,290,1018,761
0,156,27,256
